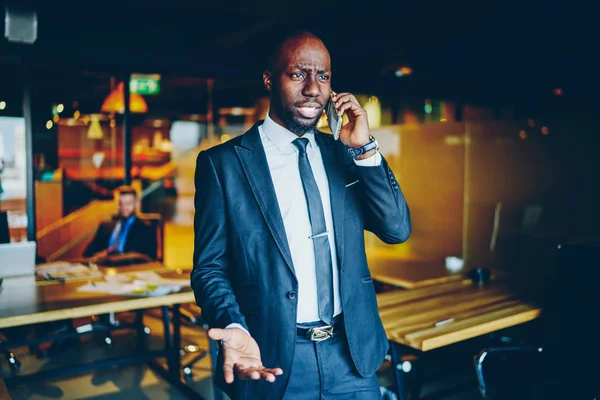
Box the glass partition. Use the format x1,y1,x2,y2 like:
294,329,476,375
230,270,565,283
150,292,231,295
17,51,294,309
0,61,28,242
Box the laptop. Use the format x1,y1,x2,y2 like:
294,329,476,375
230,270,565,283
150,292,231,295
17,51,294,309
0,241,37,278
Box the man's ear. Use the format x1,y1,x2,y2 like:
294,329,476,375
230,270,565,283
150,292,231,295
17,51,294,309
263,71,272,92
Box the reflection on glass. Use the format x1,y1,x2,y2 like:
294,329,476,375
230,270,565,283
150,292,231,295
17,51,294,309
0,116,28,242
0,117,26,201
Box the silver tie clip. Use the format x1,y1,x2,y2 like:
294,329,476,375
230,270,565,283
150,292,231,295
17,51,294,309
309,231,329,239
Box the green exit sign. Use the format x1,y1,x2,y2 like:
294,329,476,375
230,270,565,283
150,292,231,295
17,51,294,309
130,74,161,95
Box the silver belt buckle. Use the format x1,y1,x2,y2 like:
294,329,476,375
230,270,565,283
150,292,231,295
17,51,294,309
308,325,334,342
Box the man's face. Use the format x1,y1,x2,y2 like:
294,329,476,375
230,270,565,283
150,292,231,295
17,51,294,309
264,37,331,135
118,193,136,218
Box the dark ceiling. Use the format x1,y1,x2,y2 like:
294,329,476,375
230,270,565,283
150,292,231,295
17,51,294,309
1,1,596,114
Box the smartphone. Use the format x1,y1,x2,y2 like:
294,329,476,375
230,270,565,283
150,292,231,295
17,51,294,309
325,90,342,140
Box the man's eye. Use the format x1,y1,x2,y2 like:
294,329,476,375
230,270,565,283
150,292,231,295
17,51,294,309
291,73,304,80
319,75,330,81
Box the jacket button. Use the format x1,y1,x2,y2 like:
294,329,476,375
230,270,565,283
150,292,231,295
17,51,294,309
287,291,297,300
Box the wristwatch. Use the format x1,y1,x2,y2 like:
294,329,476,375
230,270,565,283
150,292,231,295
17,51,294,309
348,135,379,159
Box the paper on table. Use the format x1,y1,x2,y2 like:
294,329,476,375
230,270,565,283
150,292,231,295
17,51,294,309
104,271,190,287
132,271,190,286
77,281,183,296
77,270,189,296
36,262,103,280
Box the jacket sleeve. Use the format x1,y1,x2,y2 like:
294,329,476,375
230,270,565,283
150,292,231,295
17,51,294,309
83,225,103,257
190,151,249,331
140,222,158,260
354,155,411,244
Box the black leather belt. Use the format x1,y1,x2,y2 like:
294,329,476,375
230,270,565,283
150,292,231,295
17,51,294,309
297,316,343,342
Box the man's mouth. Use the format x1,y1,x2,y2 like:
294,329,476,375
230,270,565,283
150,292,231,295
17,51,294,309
295,104,322,119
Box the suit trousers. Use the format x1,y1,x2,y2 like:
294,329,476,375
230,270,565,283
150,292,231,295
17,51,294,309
283,320,381,400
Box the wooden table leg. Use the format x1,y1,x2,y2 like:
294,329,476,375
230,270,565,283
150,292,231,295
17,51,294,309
390,341,409,400
135,309,146,353
160,306,174,372
171,304,182,379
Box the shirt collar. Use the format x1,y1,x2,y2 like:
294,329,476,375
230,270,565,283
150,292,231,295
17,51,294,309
116,215,136,223
262,112,316,154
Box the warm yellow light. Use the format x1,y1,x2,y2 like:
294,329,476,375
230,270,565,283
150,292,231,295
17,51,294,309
231,107,243,116
110,118,116,128
87,114,104,139
53,115,60,123
363,96,381,129
100,82,148,114
73,110,81,120
395,66,413,77
440,118,447,122
57,104,64,113
220,134,231,143
46,120,53,129
0,101,6,110
519,130,527,139
317,112,328,129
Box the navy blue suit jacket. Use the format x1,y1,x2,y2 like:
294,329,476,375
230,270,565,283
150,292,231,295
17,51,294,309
83,216,156,260
192,122,411,399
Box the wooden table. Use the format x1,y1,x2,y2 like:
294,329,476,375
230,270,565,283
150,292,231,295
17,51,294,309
0,263,194,329
368,255,463,289
0,263,200,398
377,278,542,399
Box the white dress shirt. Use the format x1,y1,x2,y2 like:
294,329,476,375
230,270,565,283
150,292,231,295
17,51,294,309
229,113,381,332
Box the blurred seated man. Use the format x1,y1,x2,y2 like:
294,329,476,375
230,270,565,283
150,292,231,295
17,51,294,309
83,185,157,261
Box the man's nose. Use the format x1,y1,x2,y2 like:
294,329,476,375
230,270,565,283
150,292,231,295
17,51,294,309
301,78,319,97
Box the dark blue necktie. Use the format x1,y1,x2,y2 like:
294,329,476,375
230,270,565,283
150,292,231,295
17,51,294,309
292,137,334,325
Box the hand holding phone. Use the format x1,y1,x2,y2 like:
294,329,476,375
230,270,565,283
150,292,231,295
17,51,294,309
326,90,343,140
326,91,372,149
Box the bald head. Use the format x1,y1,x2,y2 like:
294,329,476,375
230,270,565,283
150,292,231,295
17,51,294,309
263,32,332,135
267,32,329,75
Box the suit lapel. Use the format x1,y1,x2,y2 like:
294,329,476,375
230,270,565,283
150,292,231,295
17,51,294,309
235,124,296,277
315,132,346,269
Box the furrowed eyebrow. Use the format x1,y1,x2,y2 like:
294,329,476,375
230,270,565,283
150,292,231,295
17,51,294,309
293,64,330,74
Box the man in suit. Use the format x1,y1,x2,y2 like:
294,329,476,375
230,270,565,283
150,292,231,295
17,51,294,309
83,185,156,260
192,31,411,399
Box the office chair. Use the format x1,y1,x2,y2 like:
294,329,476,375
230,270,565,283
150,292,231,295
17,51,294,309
177,304,223,400
474,345,545,399
0,337,21,372
178,305,212,377
89,213,163,347
37,213,163,357
475,239,600,400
